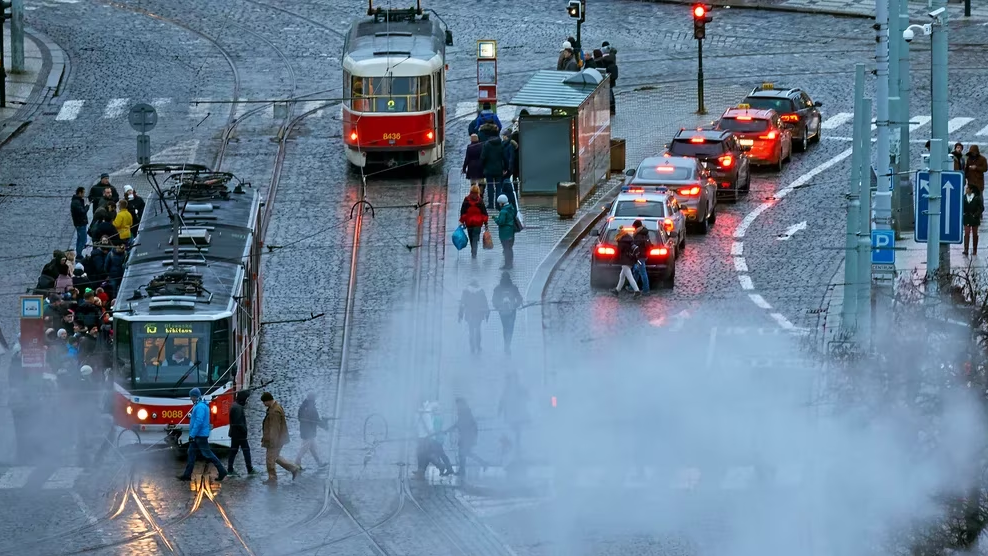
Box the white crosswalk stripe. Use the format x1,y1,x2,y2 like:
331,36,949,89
820,112,853,129
188,98,211,120
456,492,548,518
454,101,476,119
0,467,34,489
151,98,172,116
102,98,129,119
301,100,328,118
908,115,932,132
947,117,975,134
976,123,988,136
55,100,85,121
233,98,250,120
42,467,84,490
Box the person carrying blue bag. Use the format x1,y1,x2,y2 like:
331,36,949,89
458,185,489,258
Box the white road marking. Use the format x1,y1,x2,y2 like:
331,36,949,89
102,98,129,119
721,466,756,490
151,98,172,112
188,98,211,120
947,117,974,134
770,312,796,329
109,140,200,178
738,275,754,290
730,241,743,256
820,112,853,129
733,256,749,272
496,106,517,125
233,97,250,120
909,115,932,132
43,467,84,489
55,100,85,121
777,220,807,240
734,203,770,238
301,100,327,117
748,294,771,309
977,123,988,136
0,467,33,488
454,101,476,119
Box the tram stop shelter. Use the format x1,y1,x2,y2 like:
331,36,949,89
507,69,611,204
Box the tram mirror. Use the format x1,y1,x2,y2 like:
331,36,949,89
445,30,453,46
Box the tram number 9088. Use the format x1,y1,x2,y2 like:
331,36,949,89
161,410,185,419
383,132,401,140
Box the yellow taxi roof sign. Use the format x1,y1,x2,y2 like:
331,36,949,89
736,103,751,109
760,82,774,89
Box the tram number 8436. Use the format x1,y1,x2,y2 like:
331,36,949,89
383,132,401,140
161,410,186,419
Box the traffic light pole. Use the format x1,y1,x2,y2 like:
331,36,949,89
696,38,705,115
1,21,6,107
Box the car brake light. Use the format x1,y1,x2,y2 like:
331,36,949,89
690,136,705,143
718,155,734,168
655,166,675,172
678,186,701,196
662,218,674,232
758,131,777,140
735,116,752,121
649,247,669,256
633,198,647,203
596,245,616,256
349,131,358,141
781,114,799,122
426,131,434,140
627,187,644,193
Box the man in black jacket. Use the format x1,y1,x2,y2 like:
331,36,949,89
123,185,145,237
227,391,256,476
71,188,89,256
480,134,505,209
88,174,114,218
295,392,328,470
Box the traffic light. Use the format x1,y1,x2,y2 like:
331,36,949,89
692,4,713,39
1,1,11,21
566,0,582,19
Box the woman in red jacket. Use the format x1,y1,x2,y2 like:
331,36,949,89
459,185,489,258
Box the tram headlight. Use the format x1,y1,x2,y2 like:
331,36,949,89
211,405,217,415
137,408,149,421
126,405,133,415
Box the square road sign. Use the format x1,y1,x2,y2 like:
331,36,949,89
915,170,964,244
871,230,895,265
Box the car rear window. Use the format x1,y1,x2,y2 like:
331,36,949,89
613,201,666,218
669,139,727,157
717,117,769,133
636,166,693,180
604,229,660,244
743,96,796,113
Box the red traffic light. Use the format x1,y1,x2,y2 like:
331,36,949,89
692,4,706,17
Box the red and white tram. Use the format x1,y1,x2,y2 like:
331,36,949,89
110,165,263,449
342,1,453,169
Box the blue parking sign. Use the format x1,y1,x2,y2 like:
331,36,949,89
871,230,895,265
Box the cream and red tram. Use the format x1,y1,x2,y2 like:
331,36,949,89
342,3,452,168
111,165,263,449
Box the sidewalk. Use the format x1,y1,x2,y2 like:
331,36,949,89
0,24,66,148
645,0,988,20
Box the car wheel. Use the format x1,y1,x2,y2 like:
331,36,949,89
697,212,709,235
810,121,821,143
708,203,717,225
776,151,784,172
743,171,751,193
663,265,676,289
798,132,808,153
679,233,687,254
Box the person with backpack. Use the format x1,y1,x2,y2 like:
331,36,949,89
614,228,641,297
492,271,523,354
494,195,518,270
631,220,652,295
468,102,502,138
459,185,489,259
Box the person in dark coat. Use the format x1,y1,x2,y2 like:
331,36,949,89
71,187,89,256
965,145,987,194
459,185,489,258
462,134,485,189
963,182,984,257
600,45,618,114
614,228,641,296
469,102,502,139
631,220,652,295
227,390,256,476
104,244,126,297
96,184,119,214
42,250,66,282
87,174,113,219
501,129,517,185
447,397,478,477
90,207,117,245
458,280,490,354
492,271,523,353
481,134,505,209
123,185,146,236
295,392,329,469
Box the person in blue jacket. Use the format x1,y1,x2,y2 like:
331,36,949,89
468,102,502,139
177,388,228,482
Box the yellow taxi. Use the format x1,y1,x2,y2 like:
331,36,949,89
714,104,792,171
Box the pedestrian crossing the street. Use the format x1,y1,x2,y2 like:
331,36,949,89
821,112,988,140
0,466,87,491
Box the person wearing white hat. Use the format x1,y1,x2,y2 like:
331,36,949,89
122,184,145,237
557,41,573,70
494,194,518,270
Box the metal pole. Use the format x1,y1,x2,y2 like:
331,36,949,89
964,0,971,17
858,97,874,346
928,138,943,286
888,0,900,102
930,10,950,275
697,38,706,115
1,23,6,108
842,64,866,333
874,0,892,232
11,0,23,72
575,20,582,53
899,0,911,178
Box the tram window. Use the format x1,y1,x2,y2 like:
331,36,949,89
433,71,442,107
417,75,432,111
130,322,210,392
343,70,351,106
210,319,231,384
350,75,431,112
114,321,132,381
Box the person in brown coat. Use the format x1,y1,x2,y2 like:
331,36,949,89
965,145,987,194
260,392,300,484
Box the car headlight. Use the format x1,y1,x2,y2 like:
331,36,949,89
137,408,149,421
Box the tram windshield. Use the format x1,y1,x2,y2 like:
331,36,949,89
114,319,232,396
349,75,432,112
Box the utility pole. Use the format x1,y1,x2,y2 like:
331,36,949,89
898,0,911,190
857,97,874,346
10,0,23,72
887,0,901,233
930,4,950,276
873,0,892,233
1,0,10,107
842,63,866,333
927,138,944,288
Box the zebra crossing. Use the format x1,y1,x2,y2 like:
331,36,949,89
0,466,86,491
51,97,337,122
426,463,805,493
820,111,988,138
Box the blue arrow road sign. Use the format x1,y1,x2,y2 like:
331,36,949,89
915,170,964,244
871,230,895,264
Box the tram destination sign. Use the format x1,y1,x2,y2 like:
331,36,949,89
142,322,198,335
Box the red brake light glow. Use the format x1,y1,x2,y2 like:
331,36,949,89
780,114,799,122
718,155,734,168
426,131,434,140
678,186,701,196
655,166,675,172
758,131,777,140
349,131,358,141
650,247,669,256
596,245,616,256
735,116,752,121
627,187,644,193
662,218,675,232
633,198,647,203
690,136,705,143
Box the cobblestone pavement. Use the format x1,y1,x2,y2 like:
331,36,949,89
0,0,986,553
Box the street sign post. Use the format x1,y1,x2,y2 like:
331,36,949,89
137,134,151,165
128,103,158,133
915,170,963,244
476,40,497,114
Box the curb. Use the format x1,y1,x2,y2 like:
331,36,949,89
642,0,874,19
524,182,622,305
0,26,68,149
